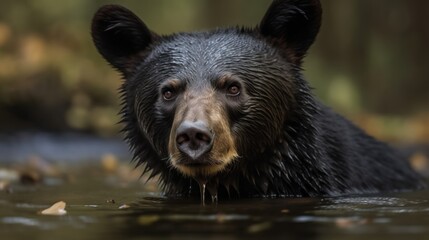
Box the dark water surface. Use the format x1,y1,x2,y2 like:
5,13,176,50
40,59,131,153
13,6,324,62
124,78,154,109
1,172,428,240
1,134,428,240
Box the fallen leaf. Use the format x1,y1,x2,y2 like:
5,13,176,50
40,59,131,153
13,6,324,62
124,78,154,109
335,217,368,229
118,204,130,209
138,215,160,226
40,201,67,216
247,222,272,233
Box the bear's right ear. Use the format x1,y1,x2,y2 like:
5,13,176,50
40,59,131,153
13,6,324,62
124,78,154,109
91,5,157,76
259,0,322,64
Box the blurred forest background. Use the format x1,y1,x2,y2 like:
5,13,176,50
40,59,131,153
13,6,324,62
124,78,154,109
0,0,428,144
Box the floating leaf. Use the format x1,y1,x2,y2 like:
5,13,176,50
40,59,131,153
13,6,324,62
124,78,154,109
138,215,160,226
118,204,130,209
280,209,290,213
40,201,67,216
247,222,272,233
335,217,368,229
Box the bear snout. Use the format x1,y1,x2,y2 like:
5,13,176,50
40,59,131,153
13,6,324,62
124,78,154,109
167,91,238,177
176,120,214,162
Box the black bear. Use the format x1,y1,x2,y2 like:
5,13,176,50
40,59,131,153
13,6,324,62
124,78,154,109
91,0,425,199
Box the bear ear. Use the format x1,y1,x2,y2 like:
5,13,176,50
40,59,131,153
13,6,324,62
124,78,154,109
91,5,158,76
259,0,322,64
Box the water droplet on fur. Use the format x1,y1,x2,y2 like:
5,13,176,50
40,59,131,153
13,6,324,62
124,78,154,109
206,181,219,205
200,183,206,205
195,177,219,205
211,194,218,204
195,178,207,205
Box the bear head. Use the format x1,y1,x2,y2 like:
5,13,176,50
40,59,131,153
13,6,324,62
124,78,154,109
91,0,322,196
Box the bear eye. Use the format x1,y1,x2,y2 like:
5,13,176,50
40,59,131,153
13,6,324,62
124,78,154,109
162,89,175,101
227,84,240,96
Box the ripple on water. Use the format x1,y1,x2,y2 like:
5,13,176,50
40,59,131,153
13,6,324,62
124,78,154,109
318,196,429,213
1,217,55,230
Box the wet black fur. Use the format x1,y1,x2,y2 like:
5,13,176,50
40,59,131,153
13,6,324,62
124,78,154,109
92,0,425,197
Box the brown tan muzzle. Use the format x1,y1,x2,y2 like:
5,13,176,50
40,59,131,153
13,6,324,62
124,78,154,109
168,90,238,177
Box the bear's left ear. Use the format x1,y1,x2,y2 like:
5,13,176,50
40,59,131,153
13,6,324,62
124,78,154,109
91,5,158,76
259,0,322,64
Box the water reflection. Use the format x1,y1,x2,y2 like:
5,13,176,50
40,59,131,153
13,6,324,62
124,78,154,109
0,165,428,240
113,197,323,239
112,190,429,239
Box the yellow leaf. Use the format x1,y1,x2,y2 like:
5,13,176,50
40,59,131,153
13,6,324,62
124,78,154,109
40,201,67,216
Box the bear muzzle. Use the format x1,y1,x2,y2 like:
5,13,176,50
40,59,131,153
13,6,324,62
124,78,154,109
168,91,238,177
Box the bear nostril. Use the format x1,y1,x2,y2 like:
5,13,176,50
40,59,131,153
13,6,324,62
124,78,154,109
175,121,213,160
176,134,189,145
196,132,211,144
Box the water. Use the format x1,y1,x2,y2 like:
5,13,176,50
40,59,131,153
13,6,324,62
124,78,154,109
195,176,219,205
1,170,428,240
0,134,428,239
